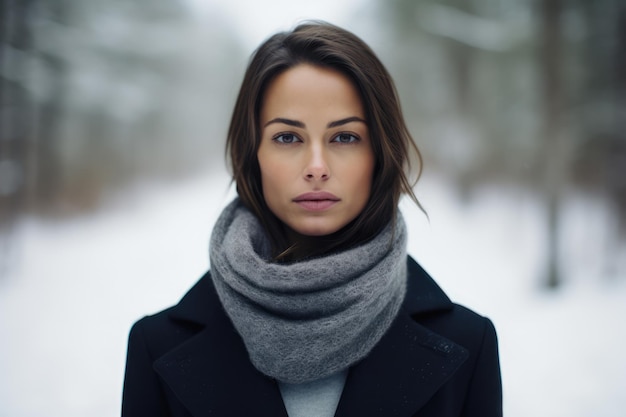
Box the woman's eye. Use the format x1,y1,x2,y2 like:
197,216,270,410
274,134,300,144
332,133,359,144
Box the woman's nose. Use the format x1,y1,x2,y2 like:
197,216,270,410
304,145,330,181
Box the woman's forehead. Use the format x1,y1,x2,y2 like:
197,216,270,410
260,64,365,125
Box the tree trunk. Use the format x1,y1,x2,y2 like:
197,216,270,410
540,0,565,289
0,0,36,278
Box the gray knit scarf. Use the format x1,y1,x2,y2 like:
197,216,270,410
209,199,407,384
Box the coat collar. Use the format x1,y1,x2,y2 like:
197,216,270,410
335,258,469,416
166,257,453,325
154,257,468,417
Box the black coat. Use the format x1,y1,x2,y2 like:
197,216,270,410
122,257,502,417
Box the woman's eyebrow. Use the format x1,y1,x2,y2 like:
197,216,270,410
263,118,305,128
263,116,366,129
327,116,367,128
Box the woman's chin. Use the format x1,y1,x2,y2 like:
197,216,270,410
286,221,342,239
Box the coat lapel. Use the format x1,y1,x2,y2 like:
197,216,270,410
335,258,470,416
335,312,468,416
153,275,288,417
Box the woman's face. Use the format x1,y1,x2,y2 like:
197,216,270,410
257,64,375,237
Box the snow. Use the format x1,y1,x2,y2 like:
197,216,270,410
1,170,625,417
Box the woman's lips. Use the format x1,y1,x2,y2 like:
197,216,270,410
293,192,340,211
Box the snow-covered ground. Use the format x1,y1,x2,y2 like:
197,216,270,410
1,170,625,417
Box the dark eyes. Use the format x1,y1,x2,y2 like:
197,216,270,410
331,133,359,144
273,133,360,144
274,134,301,144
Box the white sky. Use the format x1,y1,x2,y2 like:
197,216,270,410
182,0,372,49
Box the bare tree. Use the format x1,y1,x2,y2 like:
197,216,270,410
0,0,37,276
539,0,568,288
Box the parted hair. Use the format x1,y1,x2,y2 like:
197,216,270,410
226,21,423,260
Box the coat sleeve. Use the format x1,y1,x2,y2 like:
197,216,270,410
122,319,169,417
461,318,503,417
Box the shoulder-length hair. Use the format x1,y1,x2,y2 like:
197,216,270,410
226,21,423,260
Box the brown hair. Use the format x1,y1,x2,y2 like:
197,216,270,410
226,21,423,260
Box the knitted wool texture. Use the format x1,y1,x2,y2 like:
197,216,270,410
209,199,407,384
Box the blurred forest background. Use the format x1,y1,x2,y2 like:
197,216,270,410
1,0,624,288
2,1,626,416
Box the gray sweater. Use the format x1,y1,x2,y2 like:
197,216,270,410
278,370,348,417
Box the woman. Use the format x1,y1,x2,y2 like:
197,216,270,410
122,22,502,417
